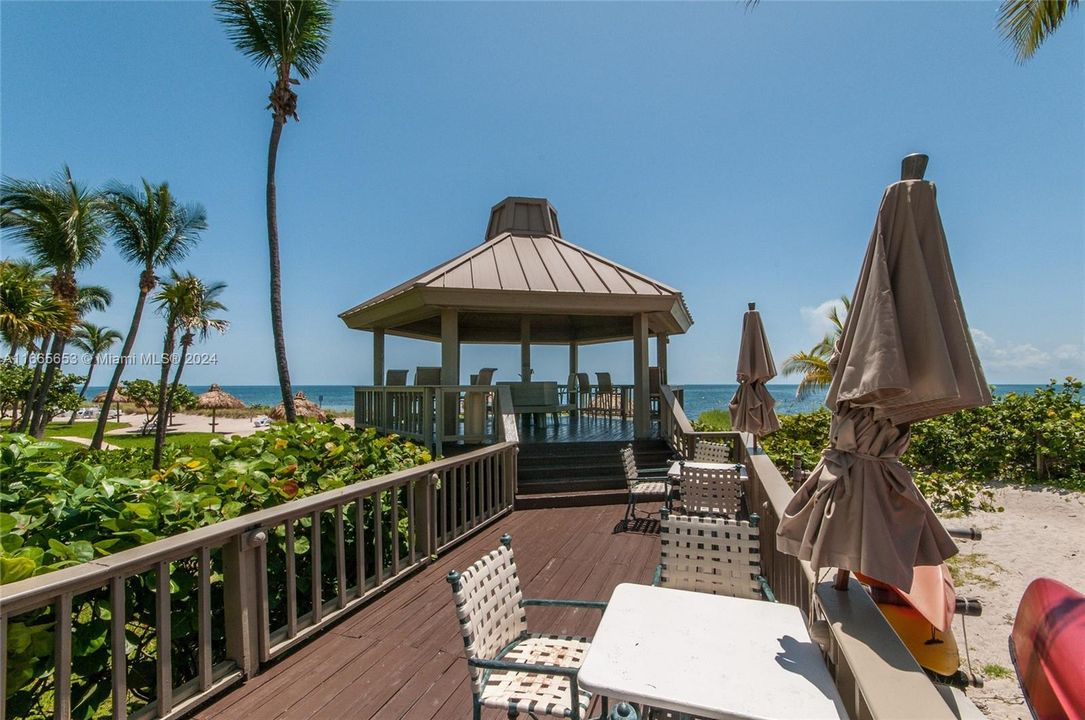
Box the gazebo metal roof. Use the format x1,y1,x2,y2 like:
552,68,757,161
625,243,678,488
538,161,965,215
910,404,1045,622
339,197,693,344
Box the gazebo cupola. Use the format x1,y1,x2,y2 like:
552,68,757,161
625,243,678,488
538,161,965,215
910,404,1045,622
340,196,693,439
484,197,562,240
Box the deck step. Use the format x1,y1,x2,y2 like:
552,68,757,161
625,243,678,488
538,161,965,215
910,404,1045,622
518,476,628,494
515,488,629,509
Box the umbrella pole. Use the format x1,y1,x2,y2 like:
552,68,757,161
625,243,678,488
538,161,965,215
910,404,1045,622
834,568,851,591
211,408,217,434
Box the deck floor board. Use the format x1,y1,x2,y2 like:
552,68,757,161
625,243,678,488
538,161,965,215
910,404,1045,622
194,503,661,720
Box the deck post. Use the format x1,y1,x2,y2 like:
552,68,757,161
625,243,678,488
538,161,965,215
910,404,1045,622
633,313,651,438
441,309,460,438
520,317,531,380
656,333,668,385
222,532,262,677
373,329,384,386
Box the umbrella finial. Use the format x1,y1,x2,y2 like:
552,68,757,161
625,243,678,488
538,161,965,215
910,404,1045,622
901,153,928,181
748,302,756,312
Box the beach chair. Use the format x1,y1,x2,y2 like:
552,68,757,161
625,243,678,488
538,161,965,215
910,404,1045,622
692,440,732,463
621,445,669,526
654,510,775,601
677,462,746,518
446,534,606,720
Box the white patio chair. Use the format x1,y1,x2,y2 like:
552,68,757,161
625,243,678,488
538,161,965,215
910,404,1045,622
676,462,745,518
447,533,607,720
621,445,669,526
654,510,775,602
692,440,732,463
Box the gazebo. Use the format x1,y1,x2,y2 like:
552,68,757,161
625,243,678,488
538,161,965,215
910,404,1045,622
340,197,692,443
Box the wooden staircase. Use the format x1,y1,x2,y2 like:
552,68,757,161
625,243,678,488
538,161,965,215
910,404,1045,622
515,439,674,509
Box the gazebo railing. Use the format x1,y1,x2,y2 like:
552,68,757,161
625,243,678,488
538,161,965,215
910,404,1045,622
0,443,517,720
354,385,515,455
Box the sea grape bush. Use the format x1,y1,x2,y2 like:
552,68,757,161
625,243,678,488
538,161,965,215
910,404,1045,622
698,379,1085,511
1,421,430,719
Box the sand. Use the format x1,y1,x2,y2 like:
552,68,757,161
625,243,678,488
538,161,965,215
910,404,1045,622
941,485,1085,719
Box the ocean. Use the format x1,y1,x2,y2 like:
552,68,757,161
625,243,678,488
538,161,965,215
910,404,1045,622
87,383,1047,420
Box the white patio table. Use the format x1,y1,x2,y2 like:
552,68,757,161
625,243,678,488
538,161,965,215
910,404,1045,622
578,583,847,720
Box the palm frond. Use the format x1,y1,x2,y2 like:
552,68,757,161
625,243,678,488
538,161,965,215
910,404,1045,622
214,0,334,80
998,0,1079,61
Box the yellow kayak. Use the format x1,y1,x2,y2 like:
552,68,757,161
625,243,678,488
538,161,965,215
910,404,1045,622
878,602,960,677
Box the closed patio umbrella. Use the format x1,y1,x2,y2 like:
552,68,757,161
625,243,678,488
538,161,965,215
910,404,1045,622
197,383,245,433
728,302,780,443
776,154,991,596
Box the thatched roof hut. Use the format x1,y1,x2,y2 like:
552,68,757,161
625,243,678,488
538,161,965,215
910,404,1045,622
94,390,127,403
270,391,328,422
197,384,246,432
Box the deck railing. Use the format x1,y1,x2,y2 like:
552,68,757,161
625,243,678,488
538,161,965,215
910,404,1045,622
354,385,517,455
0,443,517,720
667,422,958,720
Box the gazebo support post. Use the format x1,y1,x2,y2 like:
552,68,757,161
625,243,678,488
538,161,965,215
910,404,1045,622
373,329,384,386
632,313,651,439
569,341,579,418
440,309,460,441
656,334,669,385
520,317,531,381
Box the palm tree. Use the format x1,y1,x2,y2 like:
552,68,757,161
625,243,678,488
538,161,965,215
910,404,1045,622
151,272,203,468
66,322,122,424
166,277,229,429
0,260,63,360
999,0,1079,61
1,167,107,437
782,296,851,400
90,180,207,450
214,0,334,423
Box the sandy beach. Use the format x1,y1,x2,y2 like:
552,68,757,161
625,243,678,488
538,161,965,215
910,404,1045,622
941,485,1085,719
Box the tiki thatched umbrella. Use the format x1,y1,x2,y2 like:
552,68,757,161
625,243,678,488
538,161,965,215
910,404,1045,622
270,391,327,422
196,384,245,433
94,390,127,421
728,302,780,447
777,154,991,603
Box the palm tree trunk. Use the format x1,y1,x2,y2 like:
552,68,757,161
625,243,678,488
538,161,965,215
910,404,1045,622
152,324,178,469
165,338,192,427
67,356,98,425
29,333,66,438
16,333,50,432
267,116,296,422
92,285,149,449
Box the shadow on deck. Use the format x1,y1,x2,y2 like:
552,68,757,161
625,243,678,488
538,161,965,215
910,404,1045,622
193,504,661,720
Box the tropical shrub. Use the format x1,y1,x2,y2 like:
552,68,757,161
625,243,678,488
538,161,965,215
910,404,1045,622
1,363,83,429
695,379,1085,510
1,422,430,719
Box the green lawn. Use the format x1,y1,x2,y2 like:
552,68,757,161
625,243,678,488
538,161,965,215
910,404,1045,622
43,420,128,439
106,432,220,457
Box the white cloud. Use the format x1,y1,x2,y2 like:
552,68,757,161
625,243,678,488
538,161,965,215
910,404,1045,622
970,329,1084,377
800,298,847,340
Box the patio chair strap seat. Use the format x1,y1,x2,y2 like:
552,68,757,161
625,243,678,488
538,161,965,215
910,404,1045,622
479,634,593,717
631,481,668,496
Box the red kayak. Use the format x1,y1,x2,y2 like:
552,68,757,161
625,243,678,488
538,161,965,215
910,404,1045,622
1010,578,1085,720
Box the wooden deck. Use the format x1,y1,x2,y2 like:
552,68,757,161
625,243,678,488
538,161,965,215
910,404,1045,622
192,503,662,720
516,414,658,444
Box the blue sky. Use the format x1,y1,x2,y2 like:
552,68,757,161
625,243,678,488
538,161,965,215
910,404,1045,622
2,1,1082,387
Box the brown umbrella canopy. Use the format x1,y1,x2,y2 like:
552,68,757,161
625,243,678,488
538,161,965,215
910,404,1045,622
270,392,328,422
777,167,990,591
728,303,780,436
94,390,127,403
196,384,245,410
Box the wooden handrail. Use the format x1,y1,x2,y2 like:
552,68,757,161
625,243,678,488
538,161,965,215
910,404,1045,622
0,442,518,720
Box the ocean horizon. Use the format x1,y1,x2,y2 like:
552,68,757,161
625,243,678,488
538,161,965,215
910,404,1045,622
86,383,1049,421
